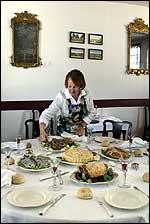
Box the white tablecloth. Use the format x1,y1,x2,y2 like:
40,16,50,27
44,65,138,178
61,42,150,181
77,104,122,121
1,138,149,223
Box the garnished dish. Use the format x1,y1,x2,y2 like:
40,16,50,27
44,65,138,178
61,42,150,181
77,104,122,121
101,147,131,161
57,147,100,165
70,162,118,184
16,153,51,171
41,137,79,152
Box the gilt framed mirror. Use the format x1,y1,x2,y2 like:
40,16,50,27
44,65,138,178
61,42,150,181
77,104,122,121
127,18,149,75
10,11,42,68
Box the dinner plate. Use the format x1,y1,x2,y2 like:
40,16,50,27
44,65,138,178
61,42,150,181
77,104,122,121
95,136,116,143
1,142,26,152
100,149,131,161
105,188,149,209
70,171,118,185
57,153,100,166
7,187,52,207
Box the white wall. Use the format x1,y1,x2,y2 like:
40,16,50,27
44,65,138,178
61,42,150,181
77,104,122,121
1,1,149,141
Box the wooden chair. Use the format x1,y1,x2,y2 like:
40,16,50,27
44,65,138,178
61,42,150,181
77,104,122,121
102,119,133,140
25,109,54,139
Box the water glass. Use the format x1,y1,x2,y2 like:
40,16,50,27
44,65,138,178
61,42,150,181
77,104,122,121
15,135,22,155
4,147,12,170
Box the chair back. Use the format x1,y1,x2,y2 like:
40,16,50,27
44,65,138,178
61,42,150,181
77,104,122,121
103,119,132,140
25,109,54,139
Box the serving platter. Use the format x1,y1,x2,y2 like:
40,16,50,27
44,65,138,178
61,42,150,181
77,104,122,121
100,148,131,161
95,136,116,143
70,171,118,185
7,187,52,207
104,188,149,209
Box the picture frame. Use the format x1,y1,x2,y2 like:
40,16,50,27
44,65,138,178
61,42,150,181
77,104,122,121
10,11,42,68
88,49,103,60
69,47,85,59
70,31,85,44
88,33,103,45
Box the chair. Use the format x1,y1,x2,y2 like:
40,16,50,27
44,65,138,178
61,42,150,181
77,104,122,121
102,119,133,140
25,109,54,139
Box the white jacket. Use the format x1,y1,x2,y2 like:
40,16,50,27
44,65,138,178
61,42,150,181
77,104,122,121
39,88,95,128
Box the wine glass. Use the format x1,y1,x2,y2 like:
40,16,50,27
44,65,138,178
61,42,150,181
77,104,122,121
118,158,131,188
4,147,12,170
145,142,149,164
48,158,62,191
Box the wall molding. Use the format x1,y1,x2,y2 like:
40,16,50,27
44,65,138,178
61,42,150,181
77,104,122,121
1,99,149,110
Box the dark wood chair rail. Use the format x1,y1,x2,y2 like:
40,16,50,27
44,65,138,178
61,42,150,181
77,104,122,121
1,99,149,111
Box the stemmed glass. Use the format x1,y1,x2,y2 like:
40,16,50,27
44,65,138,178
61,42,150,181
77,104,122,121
48,158,62,191
128,134,134,153
145,142,149,164
15,135,23,155
118,159,131,188
4,147,12,170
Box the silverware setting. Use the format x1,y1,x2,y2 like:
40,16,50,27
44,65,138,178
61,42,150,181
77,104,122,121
39,171,69,181
39,193,66,215
97,200,114,218
133,186,149,198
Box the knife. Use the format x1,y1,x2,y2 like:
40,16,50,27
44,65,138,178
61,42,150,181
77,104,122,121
39,171,69,181
39,193,66,215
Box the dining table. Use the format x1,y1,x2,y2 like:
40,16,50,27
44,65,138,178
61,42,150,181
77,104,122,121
1,136,149,223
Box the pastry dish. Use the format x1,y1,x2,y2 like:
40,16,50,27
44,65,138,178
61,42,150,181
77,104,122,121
63,148,94,163
76,187,93,199
101,147,131,160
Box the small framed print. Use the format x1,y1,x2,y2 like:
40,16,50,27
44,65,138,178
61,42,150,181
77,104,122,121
70,31,85,44
88,33,103,45
88,49,103,60
69,47,85,59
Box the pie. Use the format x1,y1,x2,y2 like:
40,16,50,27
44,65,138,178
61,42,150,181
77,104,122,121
63,148,94,163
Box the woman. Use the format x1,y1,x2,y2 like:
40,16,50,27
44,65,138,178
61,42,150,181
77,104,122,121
39,69,95,142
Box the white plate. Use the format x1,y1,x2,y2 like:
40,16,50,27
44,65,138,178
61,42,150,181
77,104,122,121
100,149,131,161
95,136,116,143
7,187,52,207
70,171,118,185
105,188,149,209
57,153,100,166
1,142,26,152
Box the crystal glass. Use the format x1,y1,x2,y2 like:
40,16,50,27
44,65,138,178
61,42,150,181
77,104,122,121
48,158,62,191
4,147,12,170
118,159,131,188
15,135,23,155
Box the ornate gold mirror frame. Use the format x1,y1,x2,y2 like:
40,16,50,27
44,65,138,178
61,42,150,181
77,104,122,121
127,18,149,75
10,11,42,68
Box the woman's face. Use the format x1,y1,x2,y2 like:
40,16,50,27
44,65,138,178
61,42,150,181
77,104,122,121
67,78,80,99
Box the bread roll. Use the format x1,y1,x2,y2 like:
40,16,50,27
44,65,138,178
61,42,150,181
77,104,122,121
12,173,25,184
76,187,93,200
142,172,149,183
4,157,15,165
134,149,143,157
101,140,110,147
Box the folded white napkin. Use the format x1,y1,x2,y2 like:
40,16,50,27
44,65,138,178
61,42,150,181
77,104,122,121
1,169,16,188
120,137,148,149
61,132,83,142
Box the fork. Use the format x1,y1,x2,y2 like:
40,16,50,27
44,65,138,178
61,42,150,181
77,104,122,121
98,200,114,218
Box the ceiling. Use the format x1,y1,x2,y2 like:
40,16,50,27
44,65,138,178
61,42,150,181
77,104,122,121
109,1,149,7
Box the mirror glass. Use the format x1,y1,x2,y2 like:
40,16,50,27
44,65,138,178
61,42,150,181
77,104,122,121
127,18,149,75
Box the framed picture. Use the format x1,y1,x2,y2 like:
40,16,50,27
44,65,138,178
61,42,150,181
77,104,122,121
70,31,85,44
88,49,103,60
69,47,85,59
88,33,103,45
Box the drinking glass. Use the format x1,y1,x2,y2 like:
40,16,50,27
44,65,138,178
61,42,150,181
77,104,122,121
15,135,23,155
118,159,131,188
48,158,62,191
4,147,12,170
145,142,149,164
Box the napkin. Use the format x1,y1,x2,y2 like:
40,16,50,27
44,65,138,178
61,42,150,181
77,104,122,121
120,137,148,149
1,142,26,152
61,132,83,142
1,169,16,188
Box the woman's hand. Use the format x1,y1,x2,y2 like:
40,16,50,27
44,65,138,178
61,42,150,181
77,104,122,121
39,123,48,142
